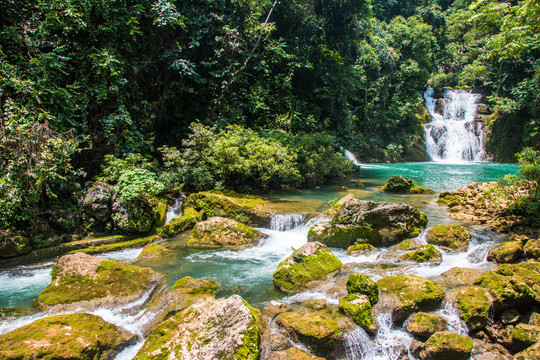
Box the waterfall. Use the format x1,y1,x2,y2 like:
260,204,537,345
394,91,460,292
423,88,486,162
270,214,305,232
344,327,374,360
164,197,184,224
344,149,362,166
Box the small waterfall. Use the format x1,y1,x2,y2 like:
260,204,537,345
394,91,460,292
164,197,184,224
270,214,305,232
372,312,413,359
438,301,468,335
344,327,374,359
423,89,486,162
344,149,362,166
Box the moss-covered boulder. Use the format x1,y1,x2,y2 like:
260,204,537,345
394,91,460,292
377,275,445,323
111,197,161,234
81,182,114,223
455,286,491,332
183,190,272,226
37,252,165,312
135,295,261,360
487,240,524,264
496,262,540,303
346,273,378,305
473,270,533,311
511,324,540,352
524,238,540,260
419,331,473,360
338,294,375,332
140,276,220,335
398,244,442,265
268,347,325,360
426,224,471,252
389,238,422,251
435,267,485,287
134,243,172,262
275,309,354,358
406,312,447,338
0,313,135,360
0,236,31,258
187,217,267,250
514,342,540,360
334,199,428,245
382,176,434,194
345,243,377,256
322,193,355,218
273,242,342,293
157,207,200,237
307,222,381,248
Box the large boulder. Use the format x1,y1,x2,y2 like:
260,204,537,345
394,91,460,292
134,243,172,262
487,240,524,264
389,238,423,251
37,252,165,312
183,191,272,226
140,276,219,335
455,286,491,332
0,236,31,258
338,294,375,332
382,176,434,194
419,331,473,360
473,270,534,311
0,313,135,360
524,238,540,260
496,262,540,303
426,224,471,252
307,222,381,248
398,244,442,265
377,275,445,323
435,267,485,287
111,197,162,234
273,242,342,293
406,312,448,338
345,243,377,256
135,295,261,360
187,217,267,250
334,199,428,245
346,273,378,305
511,324,540,352
81,182,114,222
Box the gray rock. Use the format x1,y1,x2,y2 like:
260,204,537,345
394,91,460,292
81,182,115,222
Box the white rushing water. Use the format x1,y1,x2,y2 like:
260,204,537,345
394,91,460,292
345,149,362,166
423,88,486,162
164,197,184,224
270,214,305,232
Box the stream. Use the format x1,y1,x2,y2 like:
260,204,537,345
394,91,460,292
0,161,518,359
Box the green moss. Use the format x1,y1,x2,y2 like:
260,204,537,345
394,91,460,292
399,244,442,263
426,224,471,251
346,273,378,305
473,271,533,310
72,235,159,255
307,223,382,248
382,176,434,194
171,276,219,295
455,286,491,331
406,313,447,338
155,200,168,228
487,240,524,263
338,294,374,331
409,185,435,194
187,217,265,249
234,300,262,360
512,324,540,352
422,331,473,360
273,247,342,293
156,207,200,238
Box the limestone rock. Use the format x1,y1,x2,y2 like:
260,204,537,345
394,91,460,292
262,301,292,318
514,342,540,360
37,252,165,312
268,347,325,360
455,286,491,332
389,238,422,251
524,238,540,260
339,294,375,332
345,243,377,256
471,339,512,360
419,331,473,360
382,176,434,194
435,267,485,287
406,312,448,338
398,244,442,265
307,222,381,248
511,324,540,352
335,199,428,244
487,240,523,264
0,313,135,360
134,243,172,262
135,295,261,360
473,270,533,311
81,182,114,222
426,224,471,252
496,262,540,304
346,273,378,305
183,191,272,226
377,275,445,323
273,242,342,293
188,217,267,250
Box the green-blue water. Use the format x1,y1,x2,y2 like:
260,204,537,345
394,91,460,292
0,162,519,310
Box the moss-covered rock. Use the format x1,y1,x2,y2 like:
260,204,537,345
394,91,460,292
435,267,485,287
140,276,220,335
81,182,114,223
496,262,540,304
307,222,382,248
487,240,524,264
183,190,272,226
0,236,31,258
0,313,135,360
398,244,442,265
382,176,434,194
134,243,172,262
135,295,261,360
346,273,378,305
345,243,377,256
524,238,540,260
157,207,200,237
334,199,428,245
188,216,267,250
473,270,533,311
377,275,445,323
37,252,165,312
322,194,355,218
338,294,375,332
455,286,491,332
426,224,471,252
273,242,342,293
269,347,325,360
514,342,540,360
73,234,158,255
419,331,473,360
511,324,540,352
389,238,422,251
406,312,448,338
111,197,161,234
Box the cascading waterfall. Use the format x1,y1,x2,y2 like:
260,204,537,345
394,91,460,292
344,149,362,166
423,88,486,162
344,327,374,360
270,214,305,232
164,197,185,224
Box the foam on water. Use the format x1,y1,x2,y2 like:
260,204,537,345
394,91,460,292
270,214,305,232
